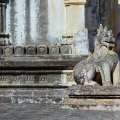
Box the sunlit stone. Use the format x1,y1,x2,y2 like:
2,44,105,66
6,0,48,46
48,0,66,44
118,0,120,4
74,28,89,55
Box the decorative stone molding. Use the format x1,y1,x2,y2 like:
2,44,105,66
0,44,86,56
37,45,48,55
64,0,86,5
14,46,25,56
49,45,60,55
3,46,13,56
60,44,72,54
26,46,36,56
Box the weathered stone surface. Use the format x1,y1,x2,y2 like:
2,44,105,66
0,55,85,68
73,29,89,55
37,45,48,55
64,98,120,110
60,44,72,54
0,104,120,120
14,46,25,56
49,45,60,55
0,86,120,109
3,46,13,56
74,25,119,86
0,70,74,86
69,85,120,96
26,46,36,55
65,86,120,108
0,88,68,104
6,0,48,45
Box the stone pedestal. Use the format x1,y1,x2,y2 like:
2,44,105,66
0,54,85,86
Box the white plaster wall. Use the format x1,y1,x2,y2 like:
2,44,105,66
30,0,41,44
65,5,89,55
6,0,88,53
66,5,85,35
6,0,26,45
6,0,48,46
14,0,26,45
48,0,66,44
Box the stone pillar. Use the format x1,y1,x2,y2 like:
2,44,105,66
64,0,86,35
64,0,89,55
48,0,66,44
6,0,48,46
0,0,9,46
30,0,48,45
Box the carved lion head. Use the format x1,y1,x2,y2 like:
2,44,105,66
95,24,116,50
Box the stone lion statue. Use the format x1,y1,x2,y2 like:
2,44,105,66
74,24,120,86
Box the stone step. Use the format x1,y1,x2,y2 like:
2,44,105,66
0,87,68,104
69,85,120,95
63,86,120,109
0,85,120,110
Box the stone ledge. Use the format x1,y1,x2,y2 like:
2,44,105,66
0,44,74,56
69,85,120,96
0,55,85,68
64,98,120,110
63,86,120,108
0,88,68,104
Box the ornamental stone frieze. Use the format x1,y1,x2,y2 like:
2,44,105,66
64,0,86,5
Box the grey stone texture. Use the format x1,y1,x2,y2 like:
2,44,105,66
7,0,48,45
14,46,25,56
26,46,36,56
0,44,81,56
0,104,120,120
60,44,72,54
3,46,13,56
49,45,60,55
0,88,68,104
0,86,120,112
37,45,48,55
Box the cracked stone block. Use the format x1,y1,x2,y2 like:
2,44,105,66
14,46,25,56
